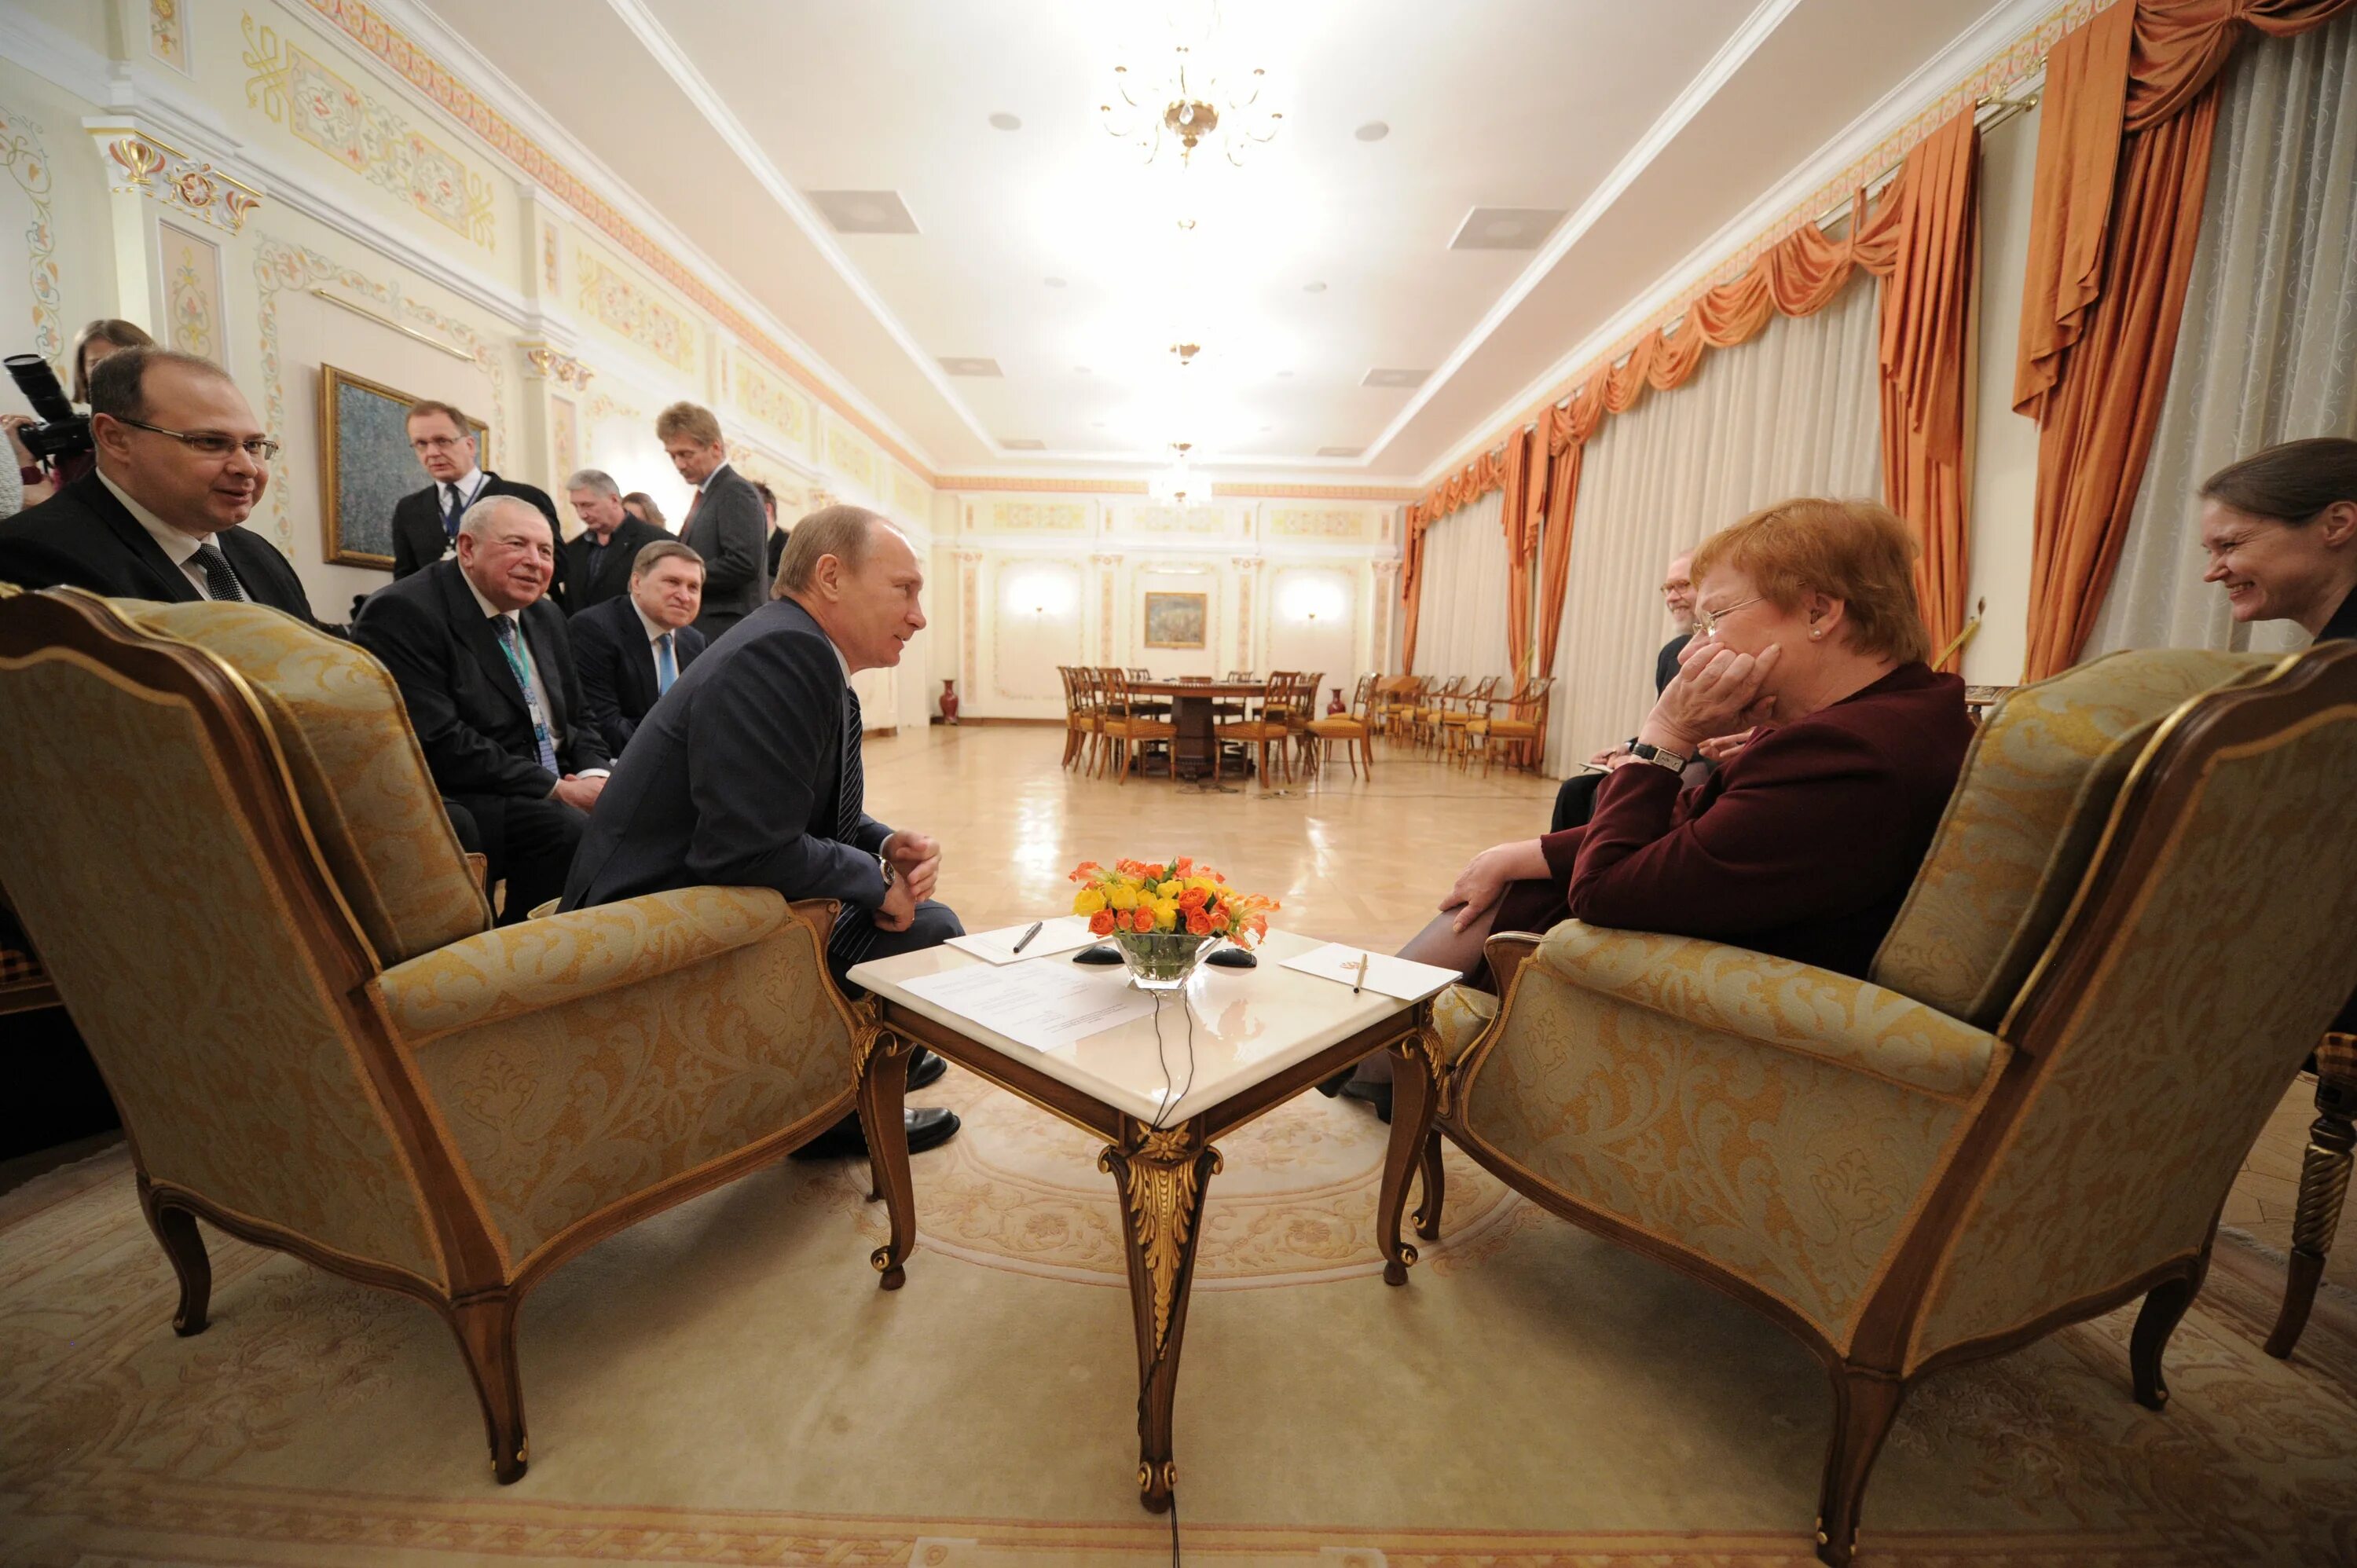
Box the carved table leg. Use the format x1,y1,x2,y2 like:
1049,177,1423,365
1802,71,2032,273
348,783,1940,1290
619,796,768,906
1377,1014,1442,1285
1101,1119,1220,1514
2267,1038,2355,1360
855,1024,916,1291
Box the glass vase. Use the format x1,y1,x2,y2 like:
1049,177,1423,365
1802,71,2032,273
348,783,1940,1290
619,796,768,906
1113,931,1211,991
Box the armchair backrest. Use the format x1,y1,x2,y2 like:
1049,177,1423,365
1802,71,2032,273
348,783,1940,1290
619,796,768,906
1903,642,2357,1365
0,588,449,1288
1869,649,2274,1028
117,600,490,965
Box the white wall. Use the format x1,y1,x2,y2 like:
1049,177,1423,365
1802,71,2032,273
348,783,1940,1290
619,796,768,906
1962,102,2044,686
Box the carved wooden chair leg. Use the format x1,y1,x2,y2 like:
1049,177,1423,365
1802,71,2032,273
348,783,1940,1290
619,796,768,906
1813,1364,1906,1568
2267,1035,2355,1359
2131,1262,2205,1411
1412,1127,1446,1241
449,1291,528,1483
136,1175,211,1336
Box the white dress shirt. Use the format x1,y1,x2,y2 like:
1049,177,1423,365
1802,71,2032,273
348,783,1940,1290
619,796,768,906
101,470,220,598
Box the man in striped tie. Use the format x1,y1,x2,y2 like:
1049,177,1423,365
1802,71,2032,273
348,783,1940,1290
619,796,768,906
563,504,961,1157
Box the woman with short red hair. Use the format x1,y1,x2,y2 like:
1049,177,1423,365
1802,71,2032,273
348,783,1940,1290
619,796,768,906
1416,496,1973,988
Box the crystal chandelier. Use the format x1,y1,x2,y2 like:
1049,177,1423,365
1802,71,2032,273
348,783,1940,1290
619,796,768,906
1147,442,1197,505
1101,3,1281,168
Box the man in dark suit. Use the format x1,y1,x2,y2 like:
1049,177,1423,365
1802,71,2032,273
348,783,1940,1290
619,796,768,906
561,467,666,613
656,401,764,639
354,494,609,924
1549,549,1698,833
390,400,570,610
571,539,707,754
565,504,959,1157
0,347,325,623
757,478,790,588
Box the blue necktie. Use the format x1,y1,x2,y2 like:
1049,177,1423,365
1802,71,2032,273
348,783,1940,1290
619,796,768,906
442,484,464,541
654,631,677,695
493,617,561,775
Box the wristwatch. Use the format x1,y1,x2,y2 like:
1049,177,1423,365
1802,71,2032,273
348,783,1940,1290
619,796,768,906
1629,740,1688,773
878,852,898,891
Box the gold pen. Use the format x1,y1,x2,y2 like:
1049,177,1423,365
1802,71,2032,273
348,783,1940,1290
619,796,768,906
1352,951,1369,995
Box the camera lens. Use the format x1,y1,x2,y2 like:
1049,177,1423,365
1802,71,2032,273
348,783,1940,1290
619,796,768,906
5,354,77,425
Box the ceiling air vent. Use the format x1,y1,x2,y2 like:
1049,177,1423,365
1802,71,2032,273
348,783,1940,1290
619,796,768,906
938,357,1005,377
1359,368,1428,390
807,189,921,235
1001,438,1047,450
1447,207,1564,251
1317,445,1365,458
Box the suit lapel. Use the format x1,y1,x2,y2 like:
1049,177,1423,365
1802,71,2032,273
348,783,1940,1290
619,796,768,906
81,478,199,603
440,564,527,715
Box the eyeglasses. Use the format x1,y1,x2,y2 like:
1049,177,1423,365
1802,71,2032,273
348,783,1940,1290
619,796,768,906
1659,579,1692,597
411,434,472,452
1693,595,1762,640
116,417,280,463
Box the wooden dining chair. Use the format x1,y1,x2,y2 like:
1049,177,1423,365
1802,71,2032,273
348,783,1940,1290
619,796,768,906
1379,676,1425,743
1215,673,1295,785
1441,676,1501,764
1307,673,1380,780
1415,676,1464,752
1097,669,1174,784
1059,666,1100,772
1474,676,1555,776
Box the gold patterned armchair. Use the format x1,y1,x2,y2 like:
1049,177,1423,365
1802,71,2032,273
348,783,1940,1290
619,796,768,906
0,587,881,1482
1395,644,2357,1567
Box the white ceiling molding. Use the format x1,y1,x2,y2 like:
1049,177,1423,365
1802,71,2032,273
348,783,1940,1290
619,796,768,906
1367,0,1808,471
597,0,1001,458
1414,0,2058,488
363,0,942,474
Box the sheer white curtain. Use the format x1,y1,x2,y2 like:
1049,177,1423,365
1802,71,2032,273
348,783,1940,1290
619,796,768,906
2084,11,2357,658
1411,490,1514,681
1545,272,1884,769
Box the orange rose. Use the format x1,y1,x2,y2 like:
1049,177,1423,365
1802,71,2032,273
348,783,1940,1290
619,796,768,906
1186,909,1211,936
1089,910,1116,936
1178,887,1208,910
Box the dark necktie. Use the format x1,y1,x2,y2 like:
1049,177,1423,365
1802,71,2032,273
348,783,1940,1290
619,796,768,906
191,542,247,603
493,617,562,774
442,484,464,541
837,685,863,840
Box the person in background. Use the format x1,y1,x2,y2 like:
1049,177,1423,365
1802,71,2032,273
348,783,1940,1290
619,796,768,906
5,319,155,506
389,401,570,611
354,495,608,924
563,467,667,614
656,401,766,639
0,347,321,624
1548,550,1699,833
758,479,790,588
570,539,708,754
623,491,667,530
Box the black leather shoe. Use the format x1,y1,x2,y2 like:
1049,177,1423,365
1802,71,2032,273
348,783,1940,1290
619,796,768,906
790,1107,961,1160
1340,1079,1392,1124
905,1046,947,1092
1317,1068,1351,1097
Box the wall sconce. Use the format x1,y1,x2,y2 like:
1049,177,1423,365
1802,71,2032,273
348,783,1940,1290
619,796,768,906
1004,567,1079,618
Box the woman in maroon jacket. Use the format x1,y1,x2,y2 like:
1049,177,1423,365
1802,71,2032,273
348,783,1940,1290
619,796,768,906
1412,496,1974,987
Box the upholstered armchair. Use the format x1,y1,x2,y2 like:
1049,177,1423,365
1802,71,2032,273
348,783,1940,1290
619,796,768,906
0,587,882,1482
1392,644,2357,1567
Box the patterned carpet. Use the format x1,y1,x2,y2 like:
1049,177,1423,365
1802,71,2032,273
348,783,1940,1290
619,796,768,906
2,1068,2352,1568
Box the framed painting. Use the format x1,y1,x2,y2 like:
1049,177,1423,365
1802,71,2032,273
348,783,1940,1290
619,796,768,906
318,365,489,570
1142,591,1208,650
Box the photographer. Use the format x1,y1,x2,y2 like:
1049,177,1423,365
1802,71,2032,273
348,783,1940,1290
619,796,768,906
3,320,152,506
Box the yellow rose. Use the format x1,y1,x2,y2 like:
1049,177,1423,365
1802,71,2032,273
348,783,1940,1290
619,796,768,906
1074,888,1107,914
1108,885,1139,911
1152,899,1180,929
1157,880,1182,899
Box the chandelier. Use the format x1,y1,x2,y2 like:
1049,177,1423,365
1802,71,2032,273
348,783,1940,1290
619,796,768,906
1147,442,1197,505
1101,4,1281,168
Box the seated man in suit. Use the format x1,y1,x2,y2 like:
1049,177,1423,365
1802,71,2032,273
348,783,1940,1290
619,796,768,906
563,467,667,614
1549,549,1699,833
354,495,610,924
572,539,708,754
656,401,765,639
0,347,322,623
391,399,570,610
564,504,959,1157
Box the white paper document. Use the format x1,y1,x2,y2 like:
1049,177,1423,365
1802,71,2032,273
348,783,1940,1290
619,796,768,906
945,915,1099,966
1280,942,1461,1003
898,960,1156,1053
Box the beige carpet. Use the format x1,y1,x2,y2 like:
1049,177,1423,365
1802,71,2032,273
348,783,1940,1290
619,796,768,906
3,1064,2352,1568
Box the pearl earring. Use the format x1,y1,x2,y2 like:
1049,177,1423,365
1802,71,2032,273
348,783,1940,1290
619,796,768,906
1810,628,1822,639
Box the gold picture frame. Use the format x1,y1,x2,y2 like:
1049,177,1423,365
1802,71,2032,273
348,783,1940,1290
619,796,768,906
1142,591,1208,650
318,365,490,570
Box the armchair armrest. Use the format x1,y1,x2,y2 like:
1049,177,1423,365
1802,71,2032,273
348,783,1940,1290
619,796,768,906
1535,922,2000,1101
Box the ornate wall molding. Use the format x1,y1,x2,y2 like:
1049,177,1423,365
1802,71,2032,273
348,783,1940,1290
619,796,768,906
574,247,694,370
519,340,592,389
0,101,62,359
97,126,263,234
150,0,191,75
159,219,225,358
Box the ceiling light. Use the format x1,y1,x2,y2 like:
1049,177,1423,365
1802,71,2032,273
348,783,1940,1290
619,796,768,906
1448,207,1566,252
1102,4,1281,169
939,356,1004,377
807,189,921,235
989,112,1022,131
1147,441,1198,504
1302,280,1327,293
1354,121,1389,142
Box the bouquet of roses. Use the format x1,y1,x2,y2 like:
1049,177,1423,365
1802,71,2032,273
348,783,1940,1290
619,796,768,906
1068,856,1277,947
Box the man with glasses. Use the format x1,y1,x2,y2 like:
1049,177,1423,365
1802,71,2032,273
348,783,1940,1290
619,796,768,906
1547,549,1699,833
0,347,321,621
390,400,570,612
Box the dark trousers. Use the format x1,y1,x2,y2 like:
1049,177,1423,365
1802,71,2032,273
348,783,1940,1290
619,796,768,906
453,792,587,925
1551,770,1605,833
830,899,963,987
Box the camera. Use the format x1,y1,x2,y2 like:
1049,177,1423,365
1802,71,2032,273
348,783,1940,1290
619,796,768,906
4,353,93,463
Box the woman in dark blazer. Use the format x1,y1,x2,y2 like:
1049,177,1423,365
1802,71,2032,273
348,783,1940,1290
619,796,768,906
1414,496,1973,985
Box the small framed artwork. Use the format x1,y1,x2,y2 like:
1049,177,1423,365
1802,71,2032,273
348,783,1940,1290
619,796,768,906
318,365,489,570
1142,591,1208,650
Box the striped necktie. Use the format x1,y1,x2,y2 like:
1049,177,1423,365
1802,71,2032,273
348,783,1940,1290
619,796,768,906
837,685,863,840
492,617,561,774
191,542,247,603
654,631,678,694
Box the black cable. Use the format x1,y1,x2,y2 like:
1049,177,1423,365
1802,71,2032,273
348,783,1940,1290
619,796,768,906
1168,1483,1183,1566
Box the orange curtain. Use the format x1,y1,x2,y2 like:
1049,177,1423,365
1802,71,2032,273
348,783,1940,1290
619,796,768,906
2016,0,2352,679
1500,425,1547,680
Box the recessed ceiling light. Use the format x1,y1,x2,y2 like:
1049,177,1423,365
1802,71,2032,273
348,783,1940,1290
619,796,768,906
1448,206,1567,251
1361,367,1430,389
1303,280,1327,293
807,189,921,235
1354,121,1389,142
939,356,1003,377
989,112,1022,131
1003,438,1047,450
1044,276,1067,288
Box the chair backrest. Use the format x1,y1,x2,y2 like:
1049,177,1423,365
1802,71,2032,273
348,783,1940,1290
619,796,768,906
1870,648,2276,1028
119,600,491,965
1512,676,1555,718
0,588,449,1286
1902,643,2357,1365
1347,672,1378,721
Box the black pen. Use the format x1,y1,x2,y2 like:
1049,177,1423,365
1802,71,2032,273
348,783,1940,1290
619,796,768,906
1011,920,1044,954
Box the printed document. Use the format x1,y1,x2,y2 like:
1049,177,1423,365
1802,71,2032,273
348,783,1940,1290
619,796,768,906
899,961,1156,1053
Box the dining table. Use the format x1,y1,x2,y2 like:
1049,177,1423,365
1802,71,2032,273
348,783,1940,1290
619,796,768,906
1124,679,1269,780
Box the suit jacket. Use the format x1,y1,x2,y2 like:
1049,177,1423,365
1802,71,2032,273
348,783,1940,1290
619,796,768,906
563,516,669,614
1505,663,1971,981
570,593,706,754
0,469,322,625
563,597,887,912
1655,631,1692,694
390,473,573,610
351,559,607,801
677,463,767,637
764,525,789,585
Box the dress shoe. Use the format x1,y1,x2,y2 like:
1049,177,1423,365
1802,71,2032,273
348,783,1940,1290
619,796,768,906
906,1046,947,1092
1340,1078,1392,1124
790,1106,961,1160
